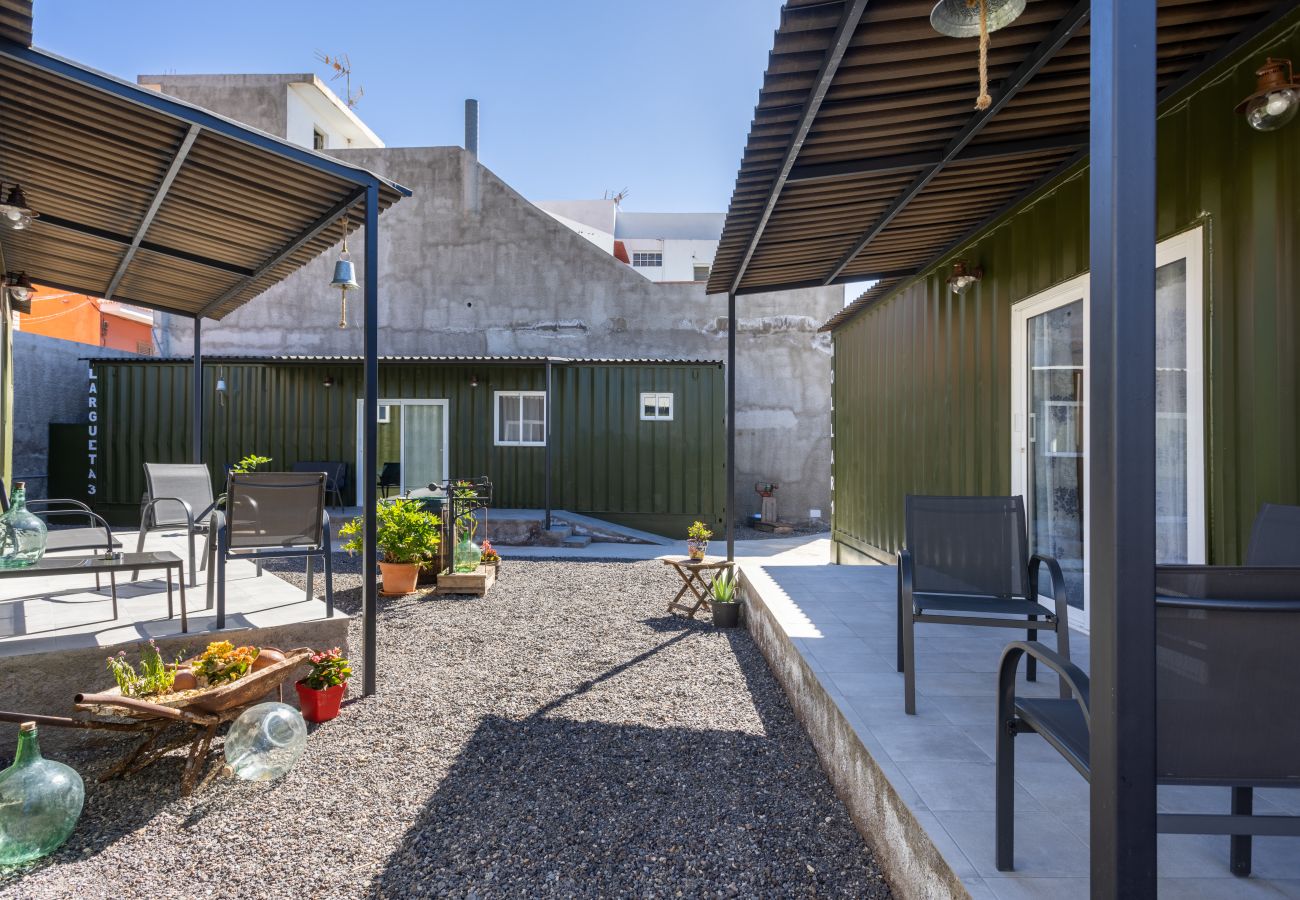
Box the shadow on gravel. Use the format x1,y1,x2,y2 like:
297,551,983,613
367,714,887,899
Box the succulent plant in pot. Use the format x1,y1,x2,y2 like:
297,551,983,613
686,520,713,561
340,499,441,595
710,572,741,628
295,647,351,723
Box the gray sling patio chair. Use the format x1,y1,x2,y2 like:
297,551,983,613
205,471,334,628
0,477,119,591
1246,502,1300,565
996,565,1300,876
134,463,219,586
897,495,1071,715
291,461,347,508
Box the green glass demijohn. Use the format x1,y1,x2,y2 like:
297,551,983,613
453,533,482,573
0,722,85,865
0,482,47,569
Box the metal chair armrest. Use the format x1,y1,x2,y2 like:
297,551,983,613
998,640,1091,727
142,496,196,531
27,497,95,514
898,548,914,608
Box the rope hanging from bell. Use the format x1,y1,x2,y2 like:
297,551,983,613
974,0,991,110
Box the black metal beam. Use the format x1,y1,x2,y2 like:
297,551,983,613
1089,0,1158,893
787,131,1088,185
37,213,254,278
0,40,409,195
104,123,200,301
726,291,736,562
191,318,202,464
733,267,917,297
362,181,380,697
727,0,870,295
822,0,1091,286
196,187,365,318
544,359,554,532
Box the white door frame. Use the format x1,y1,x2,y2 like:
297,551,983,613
355,399,450,504
1010,225,1206,631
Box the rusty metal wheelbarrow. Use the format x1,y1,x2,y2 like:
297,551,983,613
0,648,313,795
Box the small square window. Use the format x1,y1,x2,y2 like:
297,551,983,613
640,392,673,421
495,391,547,446
632,252,663,268
693,264,710,282
377,404,391,424
312,128,327,150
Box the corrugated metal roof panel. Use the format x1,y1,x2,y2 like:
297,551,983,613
82,355,726,366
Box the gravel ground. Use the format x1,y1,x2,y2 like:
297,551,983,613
1,557,890,899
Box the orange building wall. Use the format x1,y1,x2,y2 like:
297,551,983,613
19,286,153,354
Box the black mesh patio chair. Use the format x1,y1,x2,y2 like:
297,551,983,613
1246,502,1300,565
205,472,334,629
0,477,119,591
378,461,401,499
134,463,218,586
291,461,347,508
996,565,1300,876
897,495,1071,715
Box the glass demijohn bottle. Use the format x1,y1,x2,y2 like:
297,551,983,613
0,722,85,864
0,482,47,569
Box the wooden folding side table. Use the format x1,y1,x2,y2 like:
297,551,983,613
662,556,733,618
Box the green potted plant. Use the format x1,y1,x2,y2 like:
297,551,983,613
710,572,741,628
295,647,351,723
686,520,713,561
340,499,441,595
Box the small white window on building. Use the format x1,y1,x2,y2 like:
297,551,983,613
495,391,547,446
312,128,327,150
693,264,710,282
632,252,663,268
640,392,674,421
377,404,391,424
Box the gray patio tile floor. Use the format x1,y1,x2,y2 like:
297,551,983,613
743,562,1299,898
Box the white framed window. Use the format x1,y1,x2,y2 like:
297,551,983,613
377,404,391,424
632,252,663,268
495,391,547,446
693,264,710,282
312,128,327,150
640,392,674,421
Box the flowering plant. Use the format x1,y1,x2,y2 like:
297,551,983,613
303,647,352,690
193,640,259,685
480,540,500,563
106,639,185,697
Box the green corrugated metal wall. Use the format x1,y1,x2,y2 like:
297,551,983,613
831,17,1300,565
90,360,725,537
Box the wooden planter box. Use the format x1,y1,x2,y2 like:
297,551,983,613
433,564,496,596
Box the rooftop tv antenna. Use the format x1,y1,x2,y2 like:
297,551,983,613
604,187,630,205
314,50,365,108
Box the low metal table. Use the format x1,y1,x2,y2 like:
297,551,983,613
662,556,734,618
0,551,188,631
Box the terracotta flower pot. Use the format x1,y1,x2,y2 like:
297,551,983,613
295,680,346,723
379,561,421,595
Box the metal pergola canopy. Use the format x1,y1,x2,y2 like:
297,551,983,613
707,0,1292,300
0,38,409,321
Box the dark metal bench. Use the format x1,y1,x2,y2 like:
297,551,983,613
996,565,1300,876
898,495,1072,714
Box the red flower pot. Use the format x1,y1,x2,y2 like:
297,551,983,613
295,680,346,723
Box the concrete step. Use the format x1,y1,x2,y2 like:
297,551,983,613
536,525,574,547
561,534,592,549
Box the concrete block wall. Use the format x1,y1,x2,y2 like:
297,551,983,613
157,146,839,526
11,331,139,500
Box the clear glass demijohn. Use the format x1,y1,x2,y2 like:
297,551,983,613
0,723,85,865
0,482,47,569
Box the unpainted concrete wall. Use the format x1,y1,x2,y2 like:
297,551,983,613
158,147,838,525
11,331,138,499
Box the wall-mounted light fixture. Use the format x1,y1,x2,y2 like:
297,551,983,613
1237,58,1300,132
4,271,33,305
323,375,335,389
947,259,983,294
0,184,37,231
470,373,479,388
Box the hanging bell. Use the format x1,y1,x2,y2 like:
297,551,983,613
930,0,1025,38
330,258,359,291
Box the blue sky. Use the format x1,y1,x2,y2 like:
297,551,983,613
35,0,781,214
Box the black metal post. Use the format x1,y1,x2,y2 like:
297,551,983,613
726,292,736,562
1089,0,1158,894
191,318,202,464
544,359,553,532
362,184,380,697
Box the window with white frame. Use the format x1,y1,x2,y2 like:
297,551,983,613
693,264,710,282
640,392,673,421
495,391,546,446
312,128,327,150
632,252,663,268
377,404,391,424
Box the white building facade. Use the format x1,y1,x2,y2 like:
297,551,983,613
535,202,724,284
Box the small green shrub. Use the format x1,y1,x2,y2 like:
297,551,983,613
687,521,713,542
340,499,441,565
711,572,738,604
106,640,185,697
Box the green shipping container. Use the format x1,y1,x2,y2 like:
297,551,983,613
86,356,725,538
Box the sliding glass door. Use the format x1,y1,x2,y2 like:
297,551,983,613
355,399,449,503
1011,227,1204,629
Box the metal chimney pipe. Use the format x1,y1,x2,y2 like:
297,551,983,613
465,99,479,157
